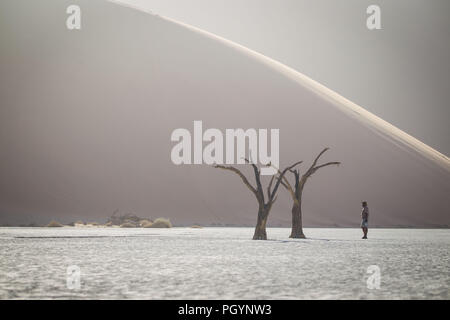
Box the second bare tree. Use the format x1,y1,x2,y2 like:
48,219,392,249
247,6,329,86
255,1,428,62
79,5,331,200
279,148,340,238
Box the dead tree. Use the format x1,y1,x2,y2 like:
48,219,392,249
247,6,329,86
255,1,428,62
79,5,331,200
214,159,301,240
278,148,340,238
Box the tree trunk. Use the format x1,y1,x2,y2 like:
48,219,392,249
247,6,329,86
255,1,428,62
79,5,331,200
253,207,268,240
290,201,306,238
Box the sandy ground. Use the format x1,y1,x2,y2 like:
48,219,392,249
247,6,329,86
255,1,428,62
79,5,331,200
0,227,448,299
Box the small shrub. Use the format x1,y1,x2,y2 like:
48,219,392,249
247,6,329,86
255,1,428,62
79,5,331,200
146,218,172,228
139,219,152,227
46,221,63,227
120,222,137,228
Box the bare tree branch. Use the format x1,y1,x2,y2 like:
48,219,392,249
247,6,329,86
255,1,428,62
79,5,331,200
270,163,298,201
270,161,303,201
271,195,278,205
280,179,290,190
213,164,258,197
313,161,341,171
267,175,275,200
306,147,329,173
293,169,300,190
244,158,264,203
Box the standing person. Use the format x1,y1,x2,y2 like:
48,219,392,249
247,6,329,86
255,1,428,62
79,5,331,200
361,201,369,239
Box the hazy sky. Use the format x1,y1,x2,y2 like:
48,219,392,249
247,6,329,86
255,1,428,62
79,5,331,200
1,0,449,227
117,0,450,155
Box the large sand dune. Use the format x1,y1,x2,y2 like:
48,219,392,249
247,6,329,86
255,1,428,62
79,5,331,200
0,0,449,227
